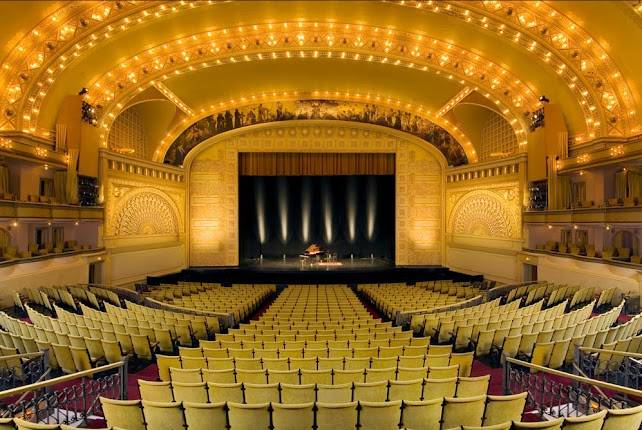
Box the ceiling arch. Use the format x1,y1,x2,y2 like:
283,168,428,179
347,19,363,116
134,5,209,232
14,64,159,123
0,0,639,154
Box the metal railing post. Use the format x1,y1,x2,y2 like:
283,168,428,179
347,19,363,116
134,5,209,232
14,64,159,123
118,358,128,400
502,358,510,395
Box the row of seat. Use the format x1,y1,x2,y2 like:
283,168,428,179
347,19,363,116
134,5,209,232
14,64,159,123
358,283,481,320
101,393,533,430
197,336,435,353
430,299,624,362
409,299,515,333
147,284,274,322
141,376,492,404
176,342,451,358
160,360,471,384
424,299,572,341
159,351,472,375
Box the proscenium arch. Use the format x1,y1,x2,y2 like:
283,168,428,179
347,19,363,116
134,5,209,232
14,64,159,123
184,119,447,267
164,98,471,167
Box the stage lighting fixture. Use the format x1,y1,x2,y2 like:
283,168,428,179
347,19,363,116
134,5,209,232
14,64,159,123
255,179,266,244
301,178,311,243
277,177,289,243
539,95,550,103
322,180,333,243
366,177,377,241
347,177,357,243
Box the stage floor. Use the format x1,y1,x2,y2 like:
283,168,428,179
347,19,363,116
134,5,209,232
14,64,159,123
148,258,482,286
241,257,393,272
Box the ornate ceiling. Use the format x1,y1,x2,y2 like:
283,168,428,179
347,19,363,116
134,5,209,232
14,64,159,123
0,0,640,163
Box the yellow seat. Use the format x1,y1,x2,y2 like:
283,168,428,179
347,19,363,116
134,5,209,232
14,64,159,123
102,340,124,365
457,375,490,397
602,404,642,430
207,382,243,403
236,369,267,384
301,369,332,385
69,346,92,371
562,409,607,430
428,365,459,379
100,397,145,430
181,356,207,369
52,343,77,374
172,381,209,403
364,367,395,383
138,380,173,402
244,382,280,403
353,381,388,402
267,369,300,384
207,357,235,370
483,392,528,426
450,352,474,377
141,400,186,430
442,395,486,429
280,383,316,404
271,402,315,430
227,402,271,430
511,418,564,429
315,401,358,430
333,369,365,384
131,334,154,361
115,333,134,355
389,378,423,401
202,368,235,384
358,400,402,430
317,383,353,403
399,398,442,430
154,328,174,354
423,377,457,400
170,367,202,383
183,401,227,430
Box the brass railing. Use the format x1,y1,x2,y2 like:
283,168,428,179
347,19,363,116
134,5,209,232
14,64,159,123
504,356,641,423
0,361,127,426
575,346,642,390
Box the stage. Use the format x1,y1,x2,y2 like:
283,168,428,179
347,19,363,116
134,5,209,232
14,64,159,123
147,258,482,286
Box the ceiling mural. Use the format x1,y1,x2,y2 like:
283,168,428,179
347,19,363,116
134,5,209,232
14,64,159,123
164,99,468,167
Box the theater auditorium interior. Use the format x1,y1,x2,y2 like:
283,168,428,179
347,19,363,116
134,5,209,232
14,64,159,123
0,0,642,429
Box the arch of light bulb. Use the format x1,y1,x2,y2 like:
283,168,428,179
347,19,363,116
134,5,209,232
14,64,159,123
95,50,529,164
87,24,535,146
390,0,637,137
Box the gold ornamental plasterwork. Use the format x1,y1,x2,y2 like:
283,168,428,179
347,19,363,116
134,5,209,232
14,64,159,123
104,173,185,239
188,121,445,267
446,180,521,241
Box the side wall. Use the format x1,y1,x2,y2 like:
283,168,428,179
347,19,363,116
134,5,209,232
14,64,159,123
101,153,187,286
0,251,103,307
521,252,642,297
445,157,526,284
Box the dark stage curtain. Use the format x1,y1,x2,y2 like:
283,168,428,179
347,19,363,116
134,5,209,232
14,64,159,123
239,153,395,176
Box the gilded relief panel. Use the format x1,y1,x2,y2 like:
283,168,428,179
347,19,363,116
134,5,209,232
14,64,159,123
446,178,521,242
104,168,185,241
188,122,445,266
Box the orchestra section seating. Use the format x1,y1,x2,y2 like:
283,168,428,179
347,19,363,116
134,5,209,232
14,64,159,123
2,282,642,430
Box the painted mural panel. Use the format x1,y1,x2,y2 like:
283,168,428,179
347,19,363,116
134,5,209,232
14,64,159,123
165,100,467,167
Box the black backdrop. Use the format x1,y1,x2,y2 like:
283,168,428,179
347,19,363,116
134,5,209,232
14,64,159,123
239,175,395,261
